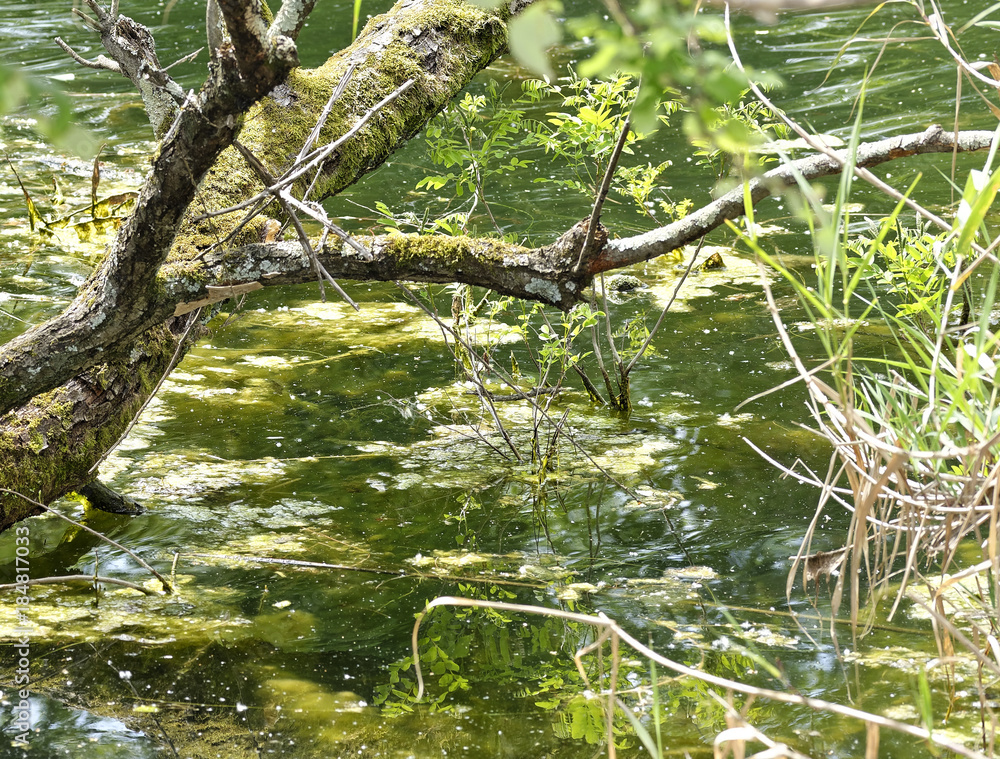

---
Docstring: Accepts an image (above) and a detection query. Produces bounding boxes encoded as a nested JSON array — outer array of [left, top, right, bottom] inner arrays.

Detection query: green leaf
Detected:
[[954, 165, 1000, 256], [8, 162, 45, 233], [569, 701, 588, 739], [916, 668, 934, 734], [577, 106, 602, 126], [416, 176, 450, 191], [508, 4, 561, 80], [0, 65, 96, 156]]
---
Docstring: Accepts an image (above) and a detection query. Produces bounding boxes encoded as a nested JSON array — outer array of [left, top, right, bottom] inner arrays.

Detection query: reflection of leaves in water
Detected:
[[554, 693, 625, 746], [374, 575, 761, 751], [8, 157, 138, 257]]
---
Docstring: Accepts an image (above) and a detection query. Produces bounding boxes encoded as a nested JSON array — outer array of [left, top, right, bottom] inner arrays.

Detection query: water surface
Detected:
[[0, 0, 995, 756]]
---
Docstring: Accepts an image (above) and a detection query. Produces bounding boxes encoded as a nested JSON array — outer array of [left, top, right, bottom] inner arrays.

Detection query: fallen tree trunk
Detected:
[[0, 0, 994, 531], [0, 324, 177, 531], [0, 0, 513, 528], [0, 0, 512, 415]]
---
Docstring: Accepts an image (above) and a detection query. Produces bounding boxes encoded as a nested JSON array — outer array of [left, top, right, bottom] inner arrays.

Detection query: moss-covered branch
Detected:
[[2, 0, 991, 534], [168, 222, 592, 313], [0, 325, 178, 531], [0, 0, 515, 528], [165, 128, 996, 314]]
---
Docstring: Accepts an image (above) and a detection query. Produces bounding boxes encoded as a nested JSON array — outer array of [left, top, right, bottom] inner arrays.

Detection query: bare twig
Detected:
[[232, 140, 360, 308], [707, 692, 816, 759], [706, 0, 880, 20], [579, 116, 631, 271], [394, 284, 707, 578], [90, 309, 203, 474], [54, 37, 121, 73], [624, 236, 706, 376], [105, 657, 180, 758], [185, 552, 546, 589], [299, 62, 358, 197], [396, 284, 523, 461]]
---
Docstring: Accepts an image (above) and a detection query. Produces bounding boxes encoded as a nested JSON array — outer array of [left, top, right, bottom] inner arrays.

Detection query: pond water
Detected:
[[0, 0, 997, 757]]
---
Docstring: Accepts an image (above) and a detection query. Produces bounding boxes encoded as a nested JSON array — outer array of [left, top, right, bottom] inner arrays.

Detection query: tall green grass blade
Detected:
[[352, 0, 363, 41], [957, 2, 1000, 33], [954, 166, 1000, 258], [916, 667, 934, 735], [650, 657, 663, 756], [831, 81, 867, 312], [617, 697, 660, 758]]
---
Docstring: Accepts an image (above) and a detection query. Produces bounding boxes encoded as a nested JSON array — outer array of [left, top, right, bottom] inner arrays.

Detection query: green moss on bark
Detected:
[[0, 326, 175, 530], [385, 233, 516, 268], [168, 0, 507, 264]]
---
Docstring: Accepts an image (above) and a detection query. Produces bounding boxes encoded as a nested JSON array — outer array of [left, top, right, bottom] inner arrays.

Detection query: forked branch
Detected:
[[59, 0, 186, 135]]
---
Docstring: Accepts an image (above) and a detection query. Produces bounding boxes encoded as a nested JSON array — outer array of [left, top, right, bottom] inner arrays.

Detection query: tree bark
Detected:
[[168, 126, 996, 308], [0, 0, 296, 416], [0, 0, 514, 417], [0, 323, 178, 532]]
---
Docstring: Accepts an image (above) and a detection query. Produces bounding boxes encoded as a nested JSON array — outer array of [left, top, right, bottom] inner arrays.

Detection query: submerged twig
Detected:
[[185, 552, 547, 589], [624, 236, 706, 376], [105, 656, 180, 758], [0, 489, 173, 594], [0, 574, 157, 595], [395, 283, 523, 462]]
